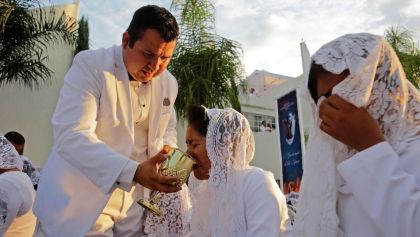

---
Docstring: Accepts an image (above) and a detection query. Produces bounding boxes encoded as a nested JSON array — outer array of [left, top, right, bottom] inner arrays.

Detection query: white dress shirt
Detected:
[[116, 80, 153, 191]]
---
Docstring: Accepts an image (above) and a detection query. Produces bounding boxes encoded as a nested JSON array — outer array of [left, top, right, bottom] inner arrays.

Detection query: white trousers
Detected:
[[86, 185, 144, 237]]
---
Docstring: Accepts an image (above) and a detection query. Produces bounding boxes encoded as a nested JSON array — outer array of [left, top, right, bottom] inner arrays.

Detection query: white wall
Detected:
[[252, 131, 282, 180], [0, 3, 79, 166]]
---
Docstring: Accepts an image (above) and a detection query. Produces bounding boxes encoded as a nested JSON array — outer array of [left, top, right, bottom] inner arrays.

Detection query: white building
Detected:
[[243, 42, 312, 182], [0, 1, 79, 166]]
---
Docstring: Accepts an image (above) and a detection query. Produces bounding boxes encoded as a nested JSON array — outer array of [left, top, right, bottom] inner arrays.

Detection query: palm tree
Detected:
[[0, 0, 77, 89], [384, 26, 420, 88], [169, 0, 245, 118]]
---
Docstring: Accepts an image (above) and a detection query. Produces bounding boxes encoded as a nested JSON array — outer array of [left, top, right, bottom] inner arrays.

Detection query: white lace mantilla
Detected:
[[143, 184, 192, 237], [0, 189, 9, 229], [294, 33, 420, 237], [0, 134, 23, 171], [189, 108, 256, 237]]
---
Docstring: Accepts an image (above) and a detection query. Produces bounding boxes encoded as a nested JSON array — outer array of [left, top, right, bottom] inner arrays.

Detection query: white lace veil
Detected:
[[188, 107, 256, 237], [0, 133, 23, 171], [143, 184, 192, 237], [293, 33, 420, 237]]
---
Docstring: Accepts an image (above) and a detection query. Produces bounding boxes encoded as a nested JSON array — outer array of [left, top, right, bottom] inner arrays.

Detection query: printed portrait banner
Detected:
[[277, 90, 303, 223]]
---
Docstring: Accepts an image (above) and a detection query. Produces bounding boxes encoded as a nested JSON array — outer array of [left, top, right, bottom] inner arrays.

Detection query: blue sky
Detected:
[[44, 0, 420, 77]]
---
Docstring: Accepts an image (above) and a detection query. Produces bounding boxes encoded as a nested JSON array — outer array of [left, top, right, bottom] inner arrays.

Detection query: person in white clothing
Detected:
[[260, 120, 272, 132], [0, 134, 36, 237], [33, 5, 183, 237], [293, 33, 420, 237], [185, 105, 290, 237], [5, 131, 42, 190]]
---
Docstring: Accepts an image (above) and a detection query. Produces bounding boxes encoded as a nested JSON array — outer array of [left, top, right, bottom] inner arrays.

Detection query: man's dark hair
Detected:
[[187, 105, 210, 137], [126, 5, 179, 48], [4, 131, 25, 145]]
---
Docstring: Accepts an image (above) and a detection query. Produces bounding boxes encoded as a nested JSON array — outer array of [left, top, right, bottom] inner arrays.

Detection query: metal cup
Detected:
[[138, 147, 196, 216]]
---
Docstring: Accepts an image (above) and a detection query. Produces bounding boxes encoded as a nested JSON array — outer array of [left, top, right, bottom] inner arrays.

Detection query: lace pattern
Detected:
[[0, 189, 8, 229], [0, 134, 23, 171], [21, 156, 41, 187], [294, 33, 420, 237], [144, 184, 192, 237], [189, 108, 255, 237]]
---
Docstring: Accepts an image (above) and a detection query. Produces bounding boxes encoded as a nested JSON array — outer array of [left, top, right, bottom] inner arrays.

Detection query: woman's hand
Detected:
[[318, 94, 385, 151]]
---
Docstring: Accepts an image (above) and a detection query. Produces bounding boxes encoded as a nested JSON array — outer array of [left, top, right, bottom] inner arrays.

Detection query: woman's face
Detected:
[[316, 69, 349, 99], [186, 125, 211, 180]]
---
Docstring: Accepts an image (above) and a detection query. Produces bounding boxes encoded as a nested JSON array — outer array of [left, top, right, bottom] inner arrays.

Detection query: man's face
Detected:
[[186, 125, 211, 180], [122, 28, 177, 83]]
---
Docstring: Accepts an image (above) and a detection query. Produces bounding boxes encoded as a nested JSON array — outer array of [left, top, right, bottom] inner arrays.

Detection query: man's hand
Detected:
[[133, 149, 181, 193], [318, 94, 385, 151]]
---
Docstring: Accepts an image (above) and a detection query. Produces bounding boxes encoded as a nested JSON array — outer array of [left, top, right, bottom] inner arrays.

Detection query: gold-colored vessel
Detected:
[[138, 147, 196, 216]]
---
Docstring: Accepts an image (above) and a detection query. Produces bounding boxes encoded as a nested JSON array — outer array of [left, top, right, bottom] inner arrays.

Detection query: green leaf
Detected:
[[170, 0, 246, 118]]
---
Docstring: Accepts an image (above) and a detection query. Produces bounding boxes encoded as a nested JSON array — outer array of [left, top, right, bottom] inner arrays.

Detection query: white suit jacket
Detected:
[[337, 139, 420, 237], [33, 45, 178, 237]]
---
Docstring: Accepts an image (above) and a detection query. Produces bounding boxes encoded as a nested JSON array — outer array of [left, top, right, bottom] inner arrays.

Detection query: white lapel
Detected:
[[113, 45, 134, 141]]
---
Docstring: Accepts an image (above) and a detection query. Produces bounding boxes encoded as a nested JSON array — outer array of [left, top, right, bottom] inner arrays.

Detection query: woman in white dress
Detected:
[[0, 134, 36, 237], [185, 105, 290, 237], [293, 33, 420, 237]]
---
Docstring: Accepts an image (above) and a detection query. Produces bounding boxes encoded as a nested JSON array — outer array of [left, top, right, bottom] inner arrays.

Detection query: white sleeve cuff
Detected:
[[116, 159, 139, 192]]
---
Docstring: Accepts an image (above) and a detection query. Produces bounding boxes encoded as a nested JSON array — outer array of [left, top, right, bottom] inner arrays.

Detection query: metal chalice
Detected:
[[137, 147, 196, 216]]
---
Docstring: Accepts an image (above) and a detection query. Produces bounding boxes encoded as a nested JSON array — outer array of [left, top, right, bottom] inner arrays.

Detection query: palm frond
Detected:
[[170, 0, 246, 117], [30, 7, 78, 48], [0, 0, 15, 32], [385, 25, 414, 53], [384, 25, 420, 88], [0, 0, 77, 89]]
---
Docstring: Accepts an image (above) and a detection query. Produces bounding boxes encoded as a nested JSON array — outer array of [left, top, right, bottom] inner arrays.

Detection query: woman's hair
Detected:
[[4, 131, 25, 145], [308, 62, 325, 103], [187, 105, 210, 137], [308, 62, 349, 103]]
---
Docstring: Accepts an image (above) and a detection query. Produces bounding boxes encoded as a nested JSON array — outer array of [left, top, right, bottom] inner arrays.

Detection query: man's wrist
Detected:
[[134, 163, 143, 183]]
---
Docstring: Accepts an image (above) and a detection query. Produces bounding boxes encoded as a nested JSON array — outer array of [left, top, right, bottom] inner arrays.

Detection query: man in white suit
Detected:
[[34, 5, 183, 237]]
